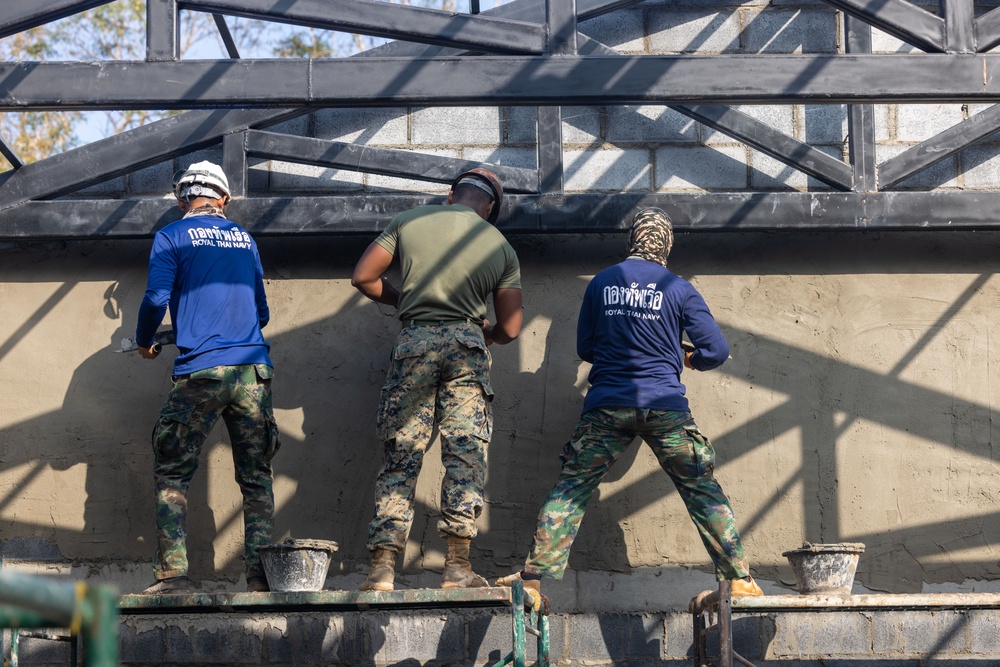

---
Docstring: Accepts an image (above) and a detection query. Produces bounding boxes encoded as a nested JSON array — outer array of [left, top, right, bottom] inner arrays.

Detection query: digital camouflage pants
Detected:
[[151, 364, 280, 581], [523, 407, 751, 580], [367, 323, 494, 553]]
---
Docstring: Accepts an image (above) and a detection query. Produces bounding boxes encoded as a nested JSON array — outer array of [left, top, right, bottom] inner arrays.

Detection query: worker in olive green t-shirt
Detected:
[[352, 168, 522, 592]]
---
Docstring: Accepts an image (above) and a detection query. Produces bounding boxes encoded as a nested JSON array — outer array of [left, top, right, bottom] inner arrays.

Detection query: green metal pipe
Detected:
[[82, 586, 118, 667], [0, 571, 80, 626], [0, 605, 61, 628]]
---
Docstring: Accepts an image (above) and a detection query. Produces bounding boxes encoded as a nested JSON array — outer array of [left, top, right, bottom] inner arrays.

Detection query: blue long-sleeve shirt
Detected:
[[577, 257, 728, 413], [136, 214, 272, 375]]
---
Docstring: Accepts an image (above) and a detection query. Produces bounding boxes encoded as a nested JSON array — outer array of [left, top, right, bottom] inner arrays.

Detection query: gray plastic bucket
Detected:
[[260, 538, 340, 592], [782, 542, 865, 595]]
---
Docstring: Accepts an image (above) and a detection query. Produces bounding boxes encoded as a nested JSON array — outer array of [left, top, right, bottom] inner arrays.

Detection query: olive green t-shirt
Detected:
[[375, 204, 521, 323]]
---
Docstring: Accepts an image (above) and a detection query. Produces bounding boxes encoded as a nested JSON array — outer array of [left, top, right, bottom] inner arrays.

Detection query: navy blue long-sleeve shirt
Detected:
[[577, 257, 728, 413], [136, 214, 272, 375]]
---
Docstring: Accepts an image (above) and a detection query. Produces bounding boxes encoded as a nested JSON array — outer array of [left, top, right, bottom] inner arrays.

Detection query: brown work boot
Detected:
[[496, 571, 542, 611], [730, 576, 764, 597], [246, 576, 270, 593], [142, 576, 192, 594], [441, 536, 489, 589], [360, 548, 396, 591]]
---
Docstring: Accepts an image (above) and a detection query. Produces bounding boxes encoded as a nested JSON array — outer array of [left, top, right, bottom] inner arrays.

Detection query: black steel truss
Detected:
[[3, 0, 1000, 237]]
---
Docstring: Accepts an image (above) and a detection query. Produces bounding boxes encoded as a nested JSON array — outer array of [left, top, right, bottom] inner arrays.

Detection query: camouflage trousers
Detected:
[[523, 407, 750, 580], [367, 322, 494, 553], [151, 364, 280, 580]]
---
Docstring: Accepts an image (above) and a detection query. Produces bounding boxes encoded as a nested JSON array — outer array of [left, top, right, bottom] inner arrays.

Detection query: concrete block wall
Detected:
[[9, 607, 1000, 666]]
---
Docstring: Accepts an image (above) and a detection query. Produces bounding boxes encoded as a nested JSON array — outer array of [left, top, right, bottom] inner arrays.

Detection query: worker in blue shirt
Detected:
[[498, 208, 762, 604], [135, 161, 280, 594]]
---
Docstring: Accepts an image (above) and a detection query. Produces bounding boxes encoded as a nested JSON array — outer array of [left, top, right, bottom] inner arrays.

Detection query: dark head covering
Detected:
[[626, 208, 673, 267]]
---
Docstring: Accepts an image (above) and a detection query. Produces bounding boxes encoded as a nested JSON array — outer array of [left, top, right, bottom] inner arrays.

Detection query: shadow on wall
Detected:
[[1, 232, 1000, 595]]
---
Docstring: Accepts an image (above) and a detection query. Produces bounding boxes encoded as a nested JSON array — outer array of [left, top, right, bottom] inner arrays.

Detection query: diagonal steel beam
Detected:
[[818, 0, 945, 52], [580, 35, 854, 190], [179, 0, 546, 55], [5, 55, 1000, 109], [974, 6, 1000, 53], [0, 0, 115, 39], [878, 105, 1000, 189], [245, 130, 539, 193], [0, 134, 22, 169], [0, 109, 306, 211], [674, 105, 854, 190]]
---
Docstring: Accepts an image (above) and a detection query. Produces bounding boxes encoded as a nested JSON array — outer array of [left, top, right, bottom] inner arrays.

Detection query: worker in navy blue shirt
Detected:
[[498, 208, 763, 604], [135, 161, 280, 595]]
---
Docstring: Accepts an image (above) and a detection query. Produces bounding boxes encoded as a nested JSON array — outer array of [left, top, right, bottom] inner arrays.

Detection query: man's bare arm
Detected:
[[484, 288, 522, 345], [351, 242, 399, 307]]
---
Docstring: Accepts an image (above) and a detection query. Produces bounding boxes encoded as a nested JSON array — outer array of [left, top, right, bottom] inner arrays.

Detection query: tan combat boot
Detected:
[[360, 548, 396, 591], [441, 536, 489, 589]]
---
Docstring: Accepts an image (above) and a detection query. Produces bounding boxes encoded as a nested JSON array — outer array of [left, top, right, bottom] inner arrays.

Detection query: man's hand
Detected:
[[684, 351, 695, 369], [138, 344, 161, 360], [482, 319, 495, 346]]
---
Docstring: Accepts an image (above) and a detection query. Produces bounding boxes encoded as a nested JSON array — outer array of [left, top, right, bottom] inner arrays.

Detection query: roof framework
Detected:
[[2, 0, 1000, 237]]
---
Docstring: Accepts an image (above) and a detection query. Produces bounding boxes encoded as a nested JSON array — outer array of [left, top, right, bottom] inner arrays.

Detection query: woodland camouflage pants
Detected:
[[523, 407, 750, 580], [151, 364, 280, 580], [367, 322, 494, 553]]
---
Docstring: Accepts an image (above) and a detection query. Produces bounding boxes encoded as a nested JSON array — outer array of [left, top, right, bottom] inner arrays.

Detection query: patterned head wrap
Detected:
[[626, 207, 673, 267]]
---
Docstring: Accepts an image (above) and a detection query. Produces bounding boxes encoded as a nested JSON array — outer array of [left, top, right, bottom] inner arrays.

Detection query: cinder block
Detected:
[[648, 10, 741, 54], [744, 9, 839, 53], [664, 611, 696, 659], [967, 609, 1000, 654], [579, 10, 646, 53], [262, 614, 347, 664], [564, 148, 651, 191], [877, 144, 958, 189], [463, 147, 537, 170], [119, 624, 166, 663], [895, 103, 965, 143], [470, 608, 564, 664], [79, 176, 126, 196], [373, 610, 465, 663], [606, 106, 698, 144], [872, 610, 968, 655], [506, 107, 537, 144], [651, 0, 766, 9], [265, 114, 311, 138], [874, 104, 893, 143], [11, 634, 73, 663], [314, 108, 409, 146], [871, 25, 920, 54], [655, 145, 748, 190], [162, 623, 197, 662], [960, 144, 1000, 188], [566, 613, 664, 660], [411, 107, 501, 146], [749, 145, 843, 191], [803, 105, 848, 144], [768, 610, 872, 657], [127, 159, 175, 195], [190, 624, 264, 663], [562, 106, 603, 144], [704, 105, 795, 145], [266, 160, 364, 193]]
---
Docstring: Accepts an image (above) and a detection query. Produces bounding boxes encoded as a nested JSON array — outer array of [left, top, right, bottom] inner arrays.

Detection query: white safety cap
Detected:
[[173, 161, 231, 202]]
